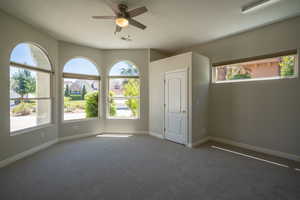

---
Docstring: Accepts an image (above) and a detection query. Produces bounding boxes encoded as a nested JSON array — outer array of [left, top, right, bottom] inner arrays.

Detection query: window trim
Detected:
[[10, 61, 53, 74], [62, 57, 101, 122], [212, 49, 297, 67], [212, 49, 298, 84], [107, 63, 141, 120], [9, 44, 54, 135], [10, 123, 55, 137], [62, 72, 100, 80]]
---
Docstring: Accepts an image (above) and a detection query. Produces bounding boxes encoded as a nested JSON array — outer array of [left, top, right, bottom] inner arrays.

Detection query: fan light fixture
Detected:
[[92, 1, 148, 34], [115, 17, 129, 27]]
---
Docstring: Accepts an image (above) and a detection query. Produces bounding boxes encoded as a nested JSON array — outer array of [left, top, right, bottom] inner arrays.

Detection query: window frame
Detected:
[[211, 49, 299, 84], [107, 62, 141, 120], [9, 43, 54, 135], [62, 58, 101, 123]]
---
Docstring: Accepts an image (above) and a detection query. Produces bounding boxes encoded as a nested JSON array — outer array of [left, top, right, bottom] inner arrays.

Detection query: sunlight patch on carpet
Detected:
[[96, 134, 132, 138]]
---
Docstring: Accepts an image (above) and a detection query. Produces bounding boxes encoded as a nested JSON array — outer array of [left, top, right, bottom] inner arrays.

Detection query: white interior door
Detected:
[[164, 69, 188, 145]]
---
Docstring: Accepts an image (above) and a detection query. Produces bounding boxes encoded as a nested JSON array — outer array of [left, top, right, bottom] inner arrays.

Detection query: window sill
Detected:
[[10, 123, 55, 136], [62, 117, 99, 124], [212, 75, 298, 84], [107, 117, 140, 120]]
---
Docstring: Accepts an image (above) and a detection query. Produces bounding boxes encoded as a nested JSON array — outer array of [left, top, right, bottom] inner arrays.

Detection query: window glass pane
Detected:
[[109, 61, 139, 76], [109, 78, 140, 97], [109, 98, 139, 118], [10, 99, 51, 132], [10, 66, 50, 98], [10, 43, 51, 70], [64, 78, 99, 121], [214, 55, 297, 82], [63, 58, 99, 76]]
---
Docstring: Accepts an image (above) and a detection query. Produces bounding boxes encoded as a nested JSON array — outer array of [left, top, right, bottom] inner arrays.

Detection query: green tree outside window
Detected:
[[280, 56, 295, 77], [123, 79, 140, 117], [11, 69, 36, 98]]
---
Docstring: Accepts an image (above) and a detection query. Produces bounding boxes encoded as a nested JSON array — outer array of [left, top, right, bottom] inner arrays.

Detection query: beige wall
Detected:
[[1, 7, 299, 162], [0, 10, 150, 162], [180, 16, 300, 155], [191, 53, 210, 143], [149, 53, 192, 137], [149, 52, 210, 145], [57, 44, 150, 136], [58, 41, 105, 138], [58, 44, 150, 137], [103, 49, 149, 133], [0, 10, 59, 161]]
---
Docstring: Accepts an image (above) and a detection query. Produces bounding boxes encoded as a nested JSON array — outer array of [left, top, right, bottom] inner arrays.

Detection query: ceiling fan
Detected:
[[92, 0, 148, 34]]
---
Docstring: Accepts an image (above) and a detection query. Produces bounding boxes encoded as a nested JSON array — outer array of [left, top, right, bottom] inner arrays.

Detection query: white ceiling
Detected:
[[1, 0, 300, 52]]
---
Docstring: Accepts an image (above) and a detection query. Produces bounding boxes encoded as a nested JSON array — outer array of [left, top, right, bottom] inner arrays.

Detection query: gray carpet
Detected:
[[0, 135, 299, 200]]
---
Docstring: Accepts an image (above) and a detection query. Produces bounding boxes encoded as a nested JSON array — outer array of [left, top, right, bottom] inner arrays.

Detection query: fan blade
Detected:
[[92, 16, 116, 19], [128, 6, 148, 17], [115, 25, 122, 34], [104, 0, 120, 14], [129, 19, 146, 30]]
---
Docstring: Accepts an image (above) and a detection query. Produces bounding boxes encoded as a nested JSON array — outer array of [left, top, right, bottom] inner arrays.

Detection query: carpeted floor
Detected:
[[0, 135, 299, 200]]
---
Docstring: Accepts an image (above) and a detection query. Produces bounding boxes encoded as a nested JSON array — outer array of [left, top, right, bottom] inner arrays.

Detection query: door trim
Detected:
[[163, 68, 190, 145]]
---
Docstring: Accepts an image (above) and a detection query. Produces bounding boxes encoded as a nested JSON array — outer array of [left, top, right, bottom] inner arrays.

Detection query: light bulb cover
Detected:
[[115, 18, 129, 27]]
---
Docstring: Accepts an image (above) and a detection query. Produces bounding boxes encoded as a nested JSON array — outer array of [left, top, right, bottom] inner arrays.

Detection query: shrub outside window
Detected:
[[63, 58, 100, 121], [10, 43, 53, 133], [212, 50, 298, 83], [108, 61, 140, 119]]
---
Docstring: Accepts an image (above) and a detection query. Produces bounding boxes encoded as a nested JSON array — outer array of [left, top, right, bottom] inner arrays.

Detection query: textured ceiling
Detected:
[[0, 0, 300, 52]]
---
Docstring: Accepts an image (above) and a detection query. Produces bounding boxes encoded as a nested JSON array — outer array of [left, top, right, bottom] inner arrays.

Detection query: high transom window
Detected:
[[108, 61, 140, 119], [63, 58, 100, 121], [10, 43, 53, 134], [212, 50, 298, 83]]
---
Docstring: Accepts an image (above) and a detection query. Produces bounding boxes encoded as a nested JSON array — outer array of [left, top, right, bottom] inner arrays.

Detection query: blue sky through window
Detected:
[[10, 43, 36, 66], [63, 58, 99, 76], [109, 61, 139, 76], [10, 43, 51, 70]]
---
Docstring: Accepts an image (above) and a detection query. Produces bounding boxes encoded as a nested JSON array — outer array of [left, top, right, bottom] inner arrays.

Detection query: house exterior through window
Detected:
[[63, 58, 100, 121], [212, 50, 298, 83]]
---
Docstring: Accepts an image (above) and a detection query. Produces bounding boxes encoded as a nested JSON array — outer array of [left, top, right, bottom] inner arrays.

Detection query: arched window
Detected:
[[108, 61, 140, 119], [63, 58, 100, 121], [10, 43, 53, 133]]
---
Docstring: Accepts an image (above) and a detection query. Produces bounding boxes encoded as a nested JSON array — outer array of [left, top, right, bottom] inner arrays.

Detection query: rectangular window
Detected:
[[10, 66, 52, 133], [63, 78, 99, 121], [212, 50, 298, 83], [108, 78, 140, 119]]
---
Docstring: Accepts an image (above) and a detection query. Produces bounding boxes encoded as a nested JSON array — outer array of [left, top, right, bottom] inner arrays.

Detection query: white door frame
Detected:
[[163, 68, 190, 146]]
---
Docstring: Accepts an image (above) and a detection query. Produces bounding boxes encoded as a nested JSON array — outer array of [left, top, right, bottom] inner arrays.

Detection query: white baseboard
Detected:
[[209, 136, 300, 162], [103, 130, 149, 135], [0, 130, 148, 168], [0, 132, 102, 168], [58, 132, 102, 143], [2, 132, 297, 169], [0, 139, 58, 168], [187, 136, 210, 148], [149, 132, 164, 139]]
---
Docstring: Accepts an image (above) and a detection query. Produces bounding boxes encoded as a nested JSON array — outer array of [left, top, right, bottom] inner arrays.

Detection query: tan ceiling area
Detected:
[[0, 0, 300, 52]]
